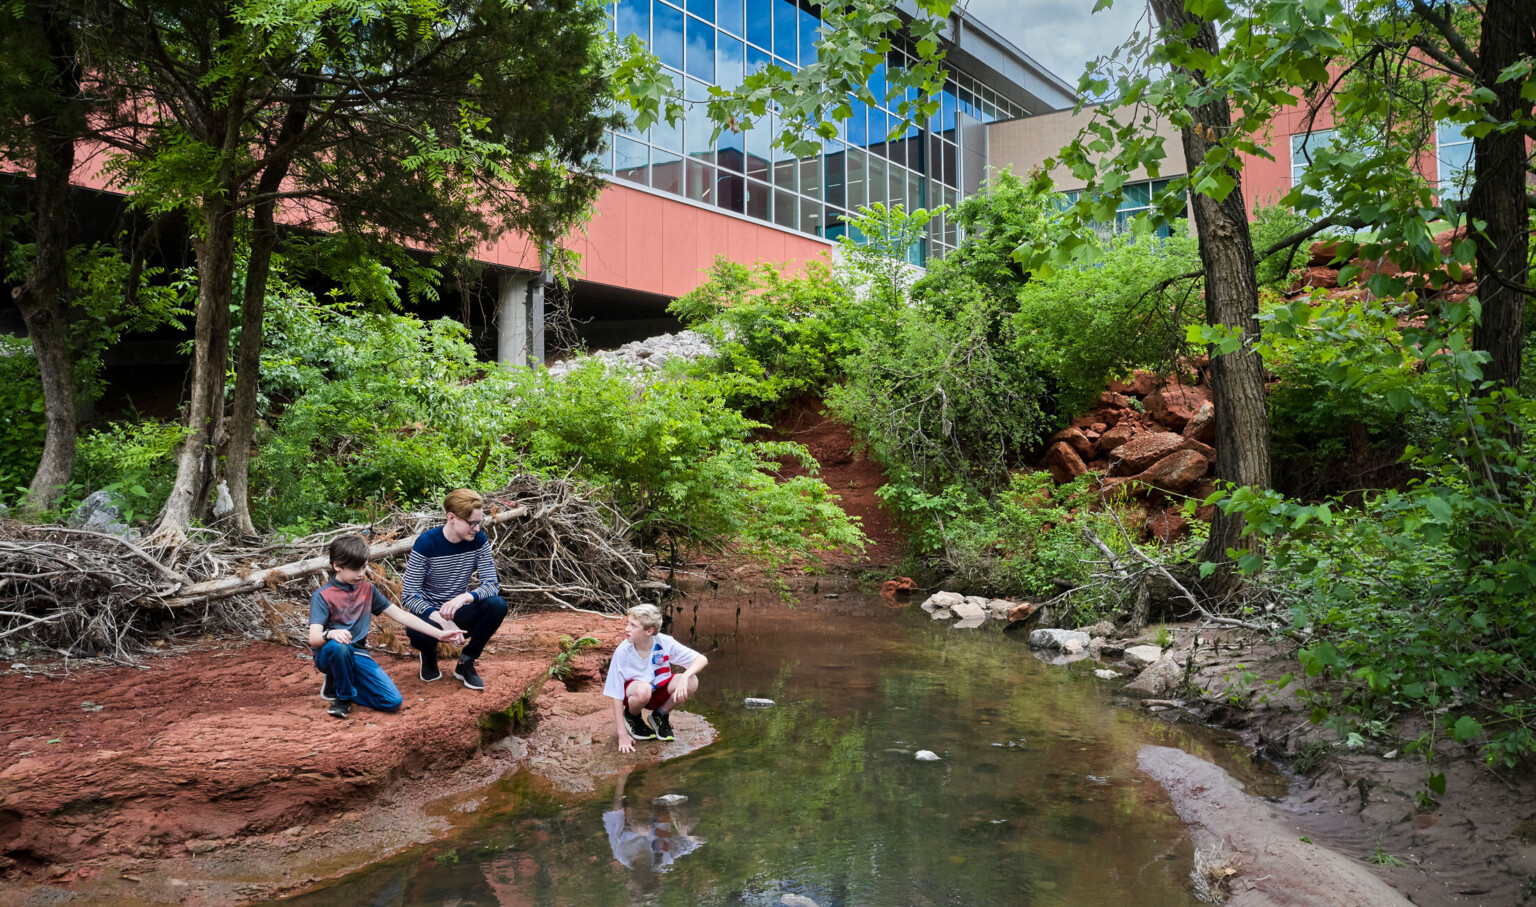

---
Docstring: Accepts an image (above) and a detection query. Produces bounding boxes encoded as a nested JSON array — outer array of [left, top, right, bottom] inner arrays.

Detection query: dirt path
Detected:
[[0, 611, 716, 904]]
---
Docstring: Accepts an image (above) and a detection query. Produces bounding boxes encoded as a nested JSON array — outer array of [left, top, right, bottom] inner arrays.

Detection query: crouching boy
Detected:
[[605, 604, 707, 752], [311, 535, 465, 719]]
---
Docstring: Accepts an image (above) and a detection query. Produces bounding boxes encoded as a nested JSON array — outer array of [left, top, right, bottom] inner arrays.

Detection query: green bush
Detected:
[[72, 419, 187, 521], [0, 338, 46, 501], [669, 256, 885, 410]]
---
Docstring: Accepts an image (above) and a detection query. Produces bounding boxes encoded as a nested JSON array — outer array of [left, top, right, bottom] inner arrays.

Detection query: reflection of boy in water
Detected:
[[604, 769, 705, 873]]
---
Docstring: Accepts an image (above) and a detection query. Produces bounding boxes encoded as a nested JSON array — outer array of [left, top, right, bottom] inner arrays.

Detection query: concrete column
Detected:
[[528, 267, 548, 366], [497, 271, 533, 368]]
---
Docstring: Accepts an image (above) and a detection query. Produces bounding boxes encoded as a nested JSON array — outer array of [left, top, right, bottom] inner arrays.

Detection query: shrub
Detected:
[[72, 420, 188, 521], [669, 256, 884, 410], [0, 338, 46, 501]]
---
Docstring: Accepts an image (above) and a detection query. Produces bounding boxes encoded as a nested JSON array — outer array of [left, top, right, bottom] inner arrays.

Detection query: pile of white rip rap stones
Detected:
[[920, 591, 1186, 700], [544, 331, 715, 380]]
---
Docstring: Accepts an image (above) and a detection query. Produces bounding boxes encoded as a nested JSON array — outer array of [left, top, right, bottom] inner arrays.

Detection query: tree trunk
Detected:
[[1466, 0, 1534, 394], [224, 79, 312, 536], [15, 0, 82, 512], [148, 196, 235, 545], [1149, 0, 1272, 585]]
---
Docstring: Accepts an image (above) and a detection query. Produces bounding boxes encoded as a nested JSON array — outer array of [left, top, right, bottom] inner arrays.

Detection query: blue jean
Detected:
[[406, 595, 508, 662], [315, 641, 403, 711]]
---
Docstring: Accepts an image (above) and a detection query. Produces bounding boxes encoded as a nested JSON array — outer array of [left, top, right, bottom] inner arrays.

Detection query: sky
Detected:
[[959, 0, 1149, 90]]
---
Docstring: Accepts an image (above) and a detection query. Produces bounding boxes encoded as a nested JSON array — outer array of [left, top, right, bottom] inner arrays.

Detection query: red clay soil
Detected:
[[0, 611, 624, 881], [765, 394, 907, 569]]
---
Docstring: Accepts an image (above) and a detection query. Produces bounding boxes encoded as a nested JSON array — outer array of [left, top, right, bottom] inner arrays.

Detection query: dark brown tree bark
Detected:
[[13, 0, 82, 512], [1465, 0, 1534, 394], [1149, 0, 1272, 582]]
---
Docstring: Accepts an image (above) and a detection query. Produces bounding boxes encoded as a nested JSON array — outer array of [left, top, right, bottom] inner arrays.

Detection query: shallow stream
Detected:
[[279, 586, 1285, 905]]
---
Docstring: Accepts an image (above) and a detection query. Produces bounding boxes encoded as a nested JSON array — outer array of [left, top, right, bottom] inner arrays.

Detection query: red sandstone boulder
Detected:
[[1149, 509, 1189, 543], [1109, 431, 1185, 475], [1007, 602, 1036, 622], [1051, 427, 1096, 462], [1090, 422, 1107, 434], [1097, 423, 1139, 454], [1145, 382, 1212, 432], [1134, 449, 1209, 493], [1097, 390, 1132, 409], [1180, 437, 1217, 463], [1182, 401, 1215, 444], [1041, 441, 1088, 483]]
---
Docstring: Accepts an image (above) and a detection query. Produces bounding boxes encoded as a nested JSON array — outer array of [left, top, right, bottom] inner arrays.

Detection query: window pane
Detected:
[[1436, 122, 1470, 146], [773, 189, 796, 229], [847, 99, 868, 148], [800, 200, 821, 237], [888, 165, 905, 210], [687, 0, 712, 22], [1439, 143, 1474, 199], [719, 36, 745, 87], [868, 155, 886, 207], [614, 136, 649, 184], [773, 157, 797, 191], [717, 172, 744, 211], [686, 159, 714, 203], [800, 153, 821, 200], [653, 148, 683, 194], [747, 44, 771, 75], [718, 0, 742, 35], [1121, 181, 1150, 208], [869, 109, 888, 155], [746, 179, 770, 220], [908, 170, 922, 210], [942, 141, 956, 186], [685, 77, 713, 158], [746, 0, 770, 49], [798, 5, 818, 67], [685, 17, 715, 82], [1290, 128, 1336, 183], [618, 0, 648, 42], [773, 0, 796, 64], [845, 148, 866, 212], [868, 62, 886, 108], [653, 77, 683, 152], [888, 130, 905, 168], [745, 116, 771, 179], [718, 124, 745, 172], [825, 146, 845, 210], [653, 3, 684, 70]]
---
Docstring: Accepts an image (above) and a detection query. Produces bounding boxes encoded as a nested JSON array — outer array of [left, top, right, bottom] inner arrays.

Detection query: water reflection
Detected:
[[606, 770, 706, 874]]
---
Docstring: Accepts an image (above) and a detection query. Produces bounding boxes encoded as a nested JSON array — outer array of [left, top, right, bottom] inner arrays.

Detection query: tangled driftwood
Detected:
[[0, 476, 659, 659]]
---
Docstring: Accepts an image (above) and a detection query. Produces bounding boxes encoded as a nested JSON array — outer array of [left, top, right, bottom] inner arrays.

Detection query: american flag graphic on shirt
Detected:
[[650, 644, 671, 687]]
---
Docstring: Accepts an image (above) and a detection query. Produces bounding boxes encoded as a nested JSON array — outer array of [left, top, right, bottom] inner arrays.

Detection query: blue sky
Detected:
[[963, 0, 1146, 89]]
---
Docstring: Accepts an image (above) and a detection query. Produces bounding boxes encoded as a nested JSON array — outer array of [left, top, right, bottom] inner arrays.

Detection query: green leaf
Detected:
[[1451, 716, 1482, 742], [1426, 773, 1446, 796]]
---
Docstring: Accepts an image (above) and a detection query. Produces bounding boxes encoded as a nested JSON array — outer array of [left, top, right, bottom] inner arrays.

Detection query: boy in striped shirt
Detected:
[[400, 488, 509, 690]]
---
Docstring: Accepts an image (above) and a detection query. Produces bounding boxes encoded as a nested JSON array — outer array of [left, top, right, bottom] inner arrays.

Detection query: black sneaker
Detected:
[[320, 673, 337, 701], [328, 699, 352, 719], [419, 648, 442, 683], [623, 708, 656, 741], [454, 658, 485, 691], [652, 711, 675, 741]]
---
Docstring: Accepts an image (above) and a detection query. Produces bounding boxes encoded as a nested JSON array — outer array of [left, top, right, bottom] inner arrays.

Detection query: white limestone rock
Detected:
[[1124, 645, 1165, 670], [1028, 628, 1091, 650]]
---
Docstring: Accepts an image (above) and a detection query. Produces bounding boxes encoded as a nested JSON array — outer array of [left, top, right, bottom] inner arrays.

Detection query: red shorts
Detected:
[[645, 676, 673, 710]]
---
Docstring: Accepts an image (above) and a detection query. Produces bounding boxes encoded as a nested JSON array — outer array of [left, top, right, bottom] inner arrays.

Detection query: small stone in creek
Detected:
[[1094, 669, 1119, 680], [744, 698, 776, 708], [652, 794, 688, 806], [915, 750, 941, 762]]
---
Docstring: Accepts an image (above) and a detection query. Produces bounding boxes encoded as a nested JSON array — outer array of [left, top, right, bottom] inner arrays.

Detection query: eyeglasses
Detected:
[[456, 515, 484, 529]]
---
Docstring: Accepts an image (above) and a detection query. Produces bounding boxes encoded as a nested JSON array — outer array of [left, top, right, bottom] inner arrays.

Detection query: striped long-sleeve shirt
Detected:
[[399, 527, 500, 617]]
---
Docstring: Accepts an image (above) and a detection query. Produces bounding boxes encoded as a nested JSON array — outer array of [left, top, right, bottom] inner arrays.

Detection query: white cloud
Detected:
[[960, 0, 1148, 92]]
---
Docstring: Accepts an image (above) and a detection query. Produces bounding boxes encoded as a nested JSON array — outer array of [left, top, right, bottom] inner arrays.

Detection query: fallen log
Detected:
[[158, 504, 528, 608]]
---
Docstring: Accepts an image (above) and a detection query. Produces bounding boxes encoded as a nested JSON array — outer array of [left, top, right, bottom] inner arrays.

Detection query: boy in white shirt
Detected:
[[605, 604, 707, 751]]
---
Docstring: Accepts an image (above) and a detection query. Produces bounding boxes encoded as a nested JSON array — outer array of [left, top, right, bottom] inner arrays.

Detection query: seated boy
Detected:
[[311, 535, 466, 719], [605, 604, 708, 751]]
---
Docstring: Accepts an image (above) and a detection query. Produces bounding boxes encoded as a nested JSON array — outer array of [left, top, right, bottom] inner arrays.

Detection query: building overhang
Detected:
[[894, 0, 1078, 115]]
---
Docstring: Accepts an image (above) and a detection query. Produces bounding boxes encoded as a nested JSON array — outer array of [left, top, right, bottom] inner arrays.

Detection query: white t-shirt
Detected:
[[604, 633, 701, 701]]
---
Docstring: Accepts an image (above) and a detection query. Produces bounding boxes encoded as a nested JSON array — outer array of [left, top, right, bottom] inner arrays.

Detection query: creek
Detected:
[[275, 584, 1286, 905]]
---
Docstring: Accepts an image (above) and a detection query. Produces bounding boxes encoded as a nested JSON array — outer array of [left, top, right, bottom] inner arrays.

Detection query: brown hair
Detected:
[[328, 534, 370, 571], [444, 488, 484, 521]]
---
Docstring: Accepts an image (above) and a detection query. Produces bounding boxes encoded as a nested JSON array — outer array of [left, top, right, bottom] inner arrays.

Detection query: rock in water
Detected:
[[952, 618, 985, 630], [1028, 628, 1091, 650], [1094, 669, 1119, 680], [652, 794, 688, 806], [1125, 655, 1185, 698], [1123, 645, 1164, 669], [744, 698, 776, 709], [914, 750, 941, 762], [952, 599, 987, 621], [781, 895, 820, 907], [921, 591, 964, 613]]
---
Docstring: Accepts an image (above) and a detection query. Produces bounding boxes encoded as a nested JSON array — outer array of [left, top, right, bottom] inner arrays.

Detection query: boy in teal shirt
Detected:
[[310, 535, 465, 719]]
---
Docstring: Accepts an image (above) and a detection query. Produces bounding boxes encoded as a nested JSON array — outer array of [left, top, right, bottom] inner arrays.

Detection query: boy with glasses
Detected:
[[400, 488, 509, 690]]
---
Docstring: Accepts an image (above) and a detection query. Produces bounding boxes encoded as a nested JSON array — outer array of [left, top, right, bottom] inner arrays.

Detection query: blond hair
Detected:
[[444, 488, 484, 521], [627, 603, 663, 632]]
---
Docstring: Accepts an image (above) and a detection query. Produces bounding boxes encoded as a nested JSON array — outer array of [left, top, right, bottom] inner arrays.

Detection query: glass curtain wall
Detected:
[[600, 0, 1024, 262]]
